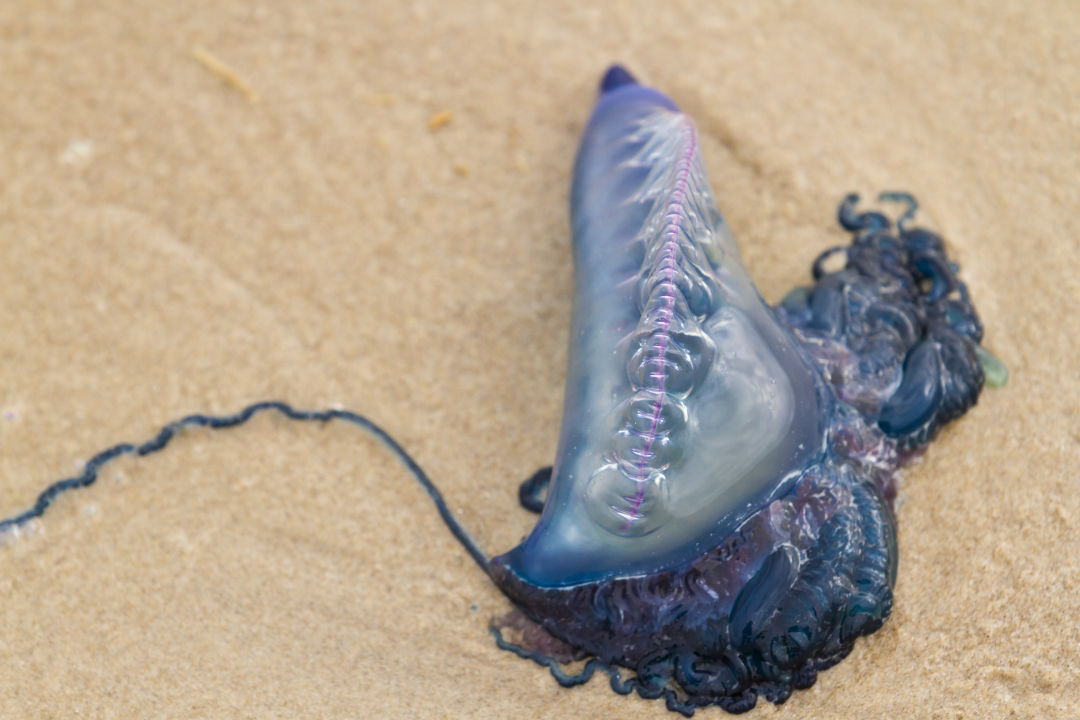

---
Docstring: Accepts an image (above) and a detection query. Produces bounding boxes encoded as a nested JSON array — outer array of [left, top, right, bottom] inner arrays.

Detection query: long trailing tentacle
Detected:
[[0, 401, 492, 578]]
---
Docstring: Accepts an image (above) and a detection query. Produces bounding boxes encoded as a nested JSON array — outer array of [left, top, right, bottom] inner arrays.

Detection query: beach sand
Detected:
[[1, 1, 1077, 717]]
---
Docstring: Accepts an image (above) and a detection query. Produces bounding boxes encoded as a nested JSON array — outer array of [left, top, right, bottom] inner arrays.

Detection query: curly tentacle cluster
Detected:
[[779, 193, 986, 449]]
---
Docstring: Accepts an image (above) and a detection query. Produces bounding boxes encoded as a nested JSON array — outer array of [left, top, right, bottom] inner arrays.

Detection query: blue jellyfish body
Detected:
[[489, 66, 988, 715]]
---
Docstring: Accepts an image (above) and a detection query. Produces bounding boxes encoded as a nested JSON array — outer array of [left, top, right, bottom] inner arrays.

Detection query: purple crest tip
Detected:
[[600, 64, 637, 93]]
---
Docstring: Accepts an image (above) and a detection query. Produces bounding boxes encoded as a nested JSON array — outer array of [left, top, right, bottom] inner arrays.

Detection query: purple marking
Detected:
[[624, 117, 698, 527]]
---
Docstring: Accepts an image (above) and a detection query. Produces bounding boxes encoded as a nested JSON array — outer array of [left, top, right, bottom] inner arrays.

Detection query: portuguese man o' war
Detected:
[[0, 66, 1004, 715], [488, 66, 1001, 714]]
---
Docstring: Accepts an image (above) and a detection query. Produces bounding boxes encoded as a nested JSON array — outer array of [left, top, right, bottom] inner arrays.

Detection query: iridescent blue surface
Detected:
[[501, 69, 824, 587]]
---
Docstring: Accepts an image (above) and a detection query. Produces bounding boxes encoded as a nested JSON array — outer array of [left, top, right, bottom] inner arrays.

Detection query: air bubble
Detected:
[[624, 390, 687, 436], [584, 464, 670, 537], [612, 425, 683, 473], [628, 333, 696, 394], [627, 327, 715, 396], [638, 259, 719, 318]]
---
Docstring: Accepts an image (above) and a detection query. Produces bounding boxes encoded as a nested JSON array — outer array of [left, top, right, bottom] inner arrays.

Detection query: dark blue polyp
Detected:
[[600, 64, 637, 92]]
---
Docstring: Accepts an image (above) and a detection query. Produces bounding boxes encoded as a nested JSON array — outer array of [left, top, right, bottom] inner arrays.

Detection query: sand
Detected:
[[1, 1, 1077, 717]]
